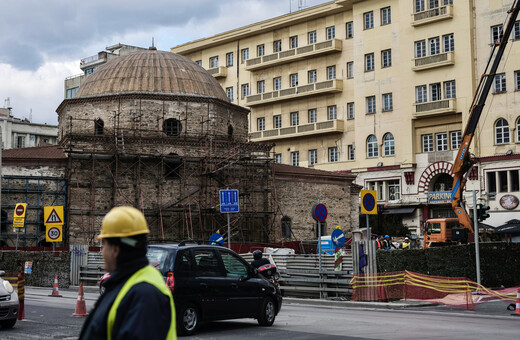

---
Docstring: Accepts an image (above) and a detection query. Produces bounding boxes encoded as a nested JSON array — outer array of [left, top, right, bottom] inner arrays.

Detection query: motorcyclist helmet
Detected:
[[253, 249, 263, 260]]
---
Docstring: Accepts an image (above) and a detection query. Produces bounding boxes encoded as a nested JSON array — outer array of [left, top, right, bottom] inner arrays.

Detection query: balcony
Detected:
[[412, 52, 454, 71], [249, 119, 344, 142], [207, 66, 227, 79], [245, 39, 342, 71], [411, 5, 453, 26], [413, 98, 457, 118], [246, 79, 343, 107]]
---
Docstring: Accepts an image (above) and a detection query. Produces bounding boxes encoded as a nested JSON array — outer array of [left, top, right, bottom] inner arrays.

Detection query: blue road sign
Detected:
[[219, 189, 239, 213], [209, 233, 225, 246], [331, 228, 345, 248]]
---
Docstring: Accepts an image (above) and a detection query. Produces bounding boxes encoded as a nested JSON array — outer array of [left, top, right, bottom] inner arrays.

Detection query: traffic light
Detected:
[[477, 203, 491, 222]]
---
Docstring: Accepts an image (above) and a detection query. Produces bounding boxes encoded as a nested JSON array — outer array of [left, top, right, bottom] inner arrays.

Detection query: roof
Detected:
[[2, 145, 67, 166], [494, 219, 520, 234], [271, 163, 357, 184], [74, 48, 229, 102]]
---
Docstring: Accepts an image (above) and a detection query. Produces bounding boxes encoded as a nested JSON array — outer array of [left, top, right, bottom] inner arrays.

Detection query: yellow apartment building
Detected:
[[172, 0, 520, 234]]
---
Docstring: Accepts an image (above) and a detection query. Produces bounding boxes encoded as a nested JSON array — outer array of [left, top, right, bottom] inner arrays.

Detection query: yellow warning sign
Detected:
[[13, 203, 27, 228], [46, 225, 63, 242], [44, 206, 64, 225]]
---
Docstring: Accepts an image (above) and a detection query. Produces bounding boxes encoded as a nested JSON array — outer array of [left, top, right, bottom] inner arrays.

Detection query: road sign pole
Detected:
[[227, 213, 231, 249], [366, 214, 370, 274]]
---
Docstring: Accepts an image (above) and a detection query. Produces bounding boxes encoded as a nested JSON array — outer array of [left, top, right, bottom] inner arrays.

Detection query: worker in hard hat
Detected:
[[79, 206, 176, 340]]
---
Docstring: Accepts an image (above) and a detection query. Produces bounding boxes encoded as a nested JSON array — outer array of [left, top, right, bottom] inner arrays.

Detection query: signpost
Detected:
[[311, 201, 327, 298], [13, 203, 27, 250], [360, 190, 377, 274], [219, 189, 239, 249], [209, 232, 224, 246], [331, 226, 345, 271], [44, 206, 64, 248]]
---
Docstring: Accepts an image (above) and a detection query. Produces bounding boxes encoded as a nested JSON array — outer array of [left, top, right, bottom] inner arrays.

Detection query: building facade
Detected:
[[171, 0, 520, 234], [0, 108, 58, 149]]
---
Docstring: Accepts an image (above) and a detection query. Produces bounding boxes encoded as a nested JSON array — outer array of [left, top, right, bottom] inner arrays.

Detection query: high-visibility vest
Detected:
[[107, 265, 176, 340]]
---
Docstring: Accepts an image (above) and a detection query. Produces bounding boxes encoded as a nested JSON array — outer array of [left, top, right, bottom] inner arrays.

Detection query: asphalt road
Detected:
[[0, 287, 518, 339]]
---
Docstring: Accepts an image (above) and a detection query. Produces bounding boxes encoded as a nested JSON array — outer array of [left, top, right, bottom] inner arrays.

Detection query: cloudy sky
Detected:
[[0, 0, 330, 125]]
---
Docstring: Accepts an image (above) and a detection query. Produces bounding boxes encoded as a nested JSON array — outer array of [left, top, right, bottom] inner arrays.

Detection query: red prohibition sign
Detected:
[[15, 205, 25, 216], [313, 203, 328, 222], [363, 193, 376, 212]]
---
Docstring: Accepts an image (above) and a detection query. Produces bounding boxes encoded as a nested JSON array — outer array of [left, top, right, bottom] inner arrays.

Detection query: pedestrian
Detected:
[[79, 206, 176, 340], [402, 237, 411, 250], [383, 235, 397, 250], [376, 235, 384, 250]]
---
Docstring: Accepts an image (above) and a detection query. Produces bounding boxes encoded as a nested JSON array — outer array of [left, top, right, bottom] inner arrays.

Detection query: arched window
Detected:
[[163, 118, 182, 136], [281, 216, 292, 238], [495, 118, 510, 144], [94, 119, 104, 135], [228, 124, 234, 140], [367, 135, 379, 158], [383, 133, 395, 156]]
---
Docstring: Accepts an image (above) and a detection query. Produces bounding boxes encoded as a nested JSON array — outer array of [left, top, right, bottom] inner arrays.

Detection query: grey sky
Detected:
[[0, 0, 330, 125]]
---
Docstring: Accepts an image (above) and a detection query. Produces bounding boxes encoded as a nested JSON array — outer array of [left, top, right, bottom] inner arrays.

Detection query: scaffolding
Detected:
[[61, 96, 275, 246]]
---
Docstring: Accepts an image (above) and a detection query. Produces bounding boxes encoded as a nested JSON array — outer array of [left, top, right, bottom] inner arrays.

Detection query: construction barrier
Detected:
[[4, 271, 25, 320], [351, 270, 519, 310]]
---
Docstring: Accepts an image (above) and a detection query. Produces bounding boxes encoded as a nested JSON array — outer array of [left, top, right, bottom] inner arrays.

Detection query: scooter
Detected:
[[257, 263, 280, 288]]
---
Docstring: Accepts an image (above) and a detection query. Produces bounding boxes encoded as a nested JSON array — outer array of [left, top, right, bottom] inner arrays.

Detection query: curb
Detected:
[[283, 297, 433, 309]]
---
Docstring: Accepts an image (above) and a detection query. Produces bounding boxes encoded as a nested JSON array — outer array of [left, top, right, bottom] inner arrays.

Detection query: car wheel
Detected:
[[177, 303, 199, 336], [257, 297, 276, 326], [0, 318, 17, 329]]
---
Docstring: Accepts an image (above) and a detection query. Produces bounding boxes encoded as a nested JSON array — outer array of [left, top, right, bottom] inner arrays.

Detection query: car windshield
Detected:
[[147, 248, 169, 271]]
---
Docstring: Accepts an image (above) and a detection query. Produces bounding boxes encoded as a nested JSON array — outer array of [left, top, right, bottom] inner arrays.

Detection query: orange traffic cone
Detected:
[[512, 289, 520, 316], [49, 275, 62, 297], [72, 284, 88, 317]]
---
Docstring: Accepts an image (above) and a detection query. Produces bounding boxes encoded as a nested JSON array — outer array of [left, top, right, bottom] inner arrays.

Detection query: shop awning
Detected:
[[382, 206, 417, 215]]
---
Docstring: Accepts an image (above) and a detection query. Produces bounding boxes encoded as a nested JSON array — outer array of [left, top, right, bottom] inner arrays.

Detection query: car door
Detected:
[[218, 249, 262, 318], [192, 248, 230, 319]]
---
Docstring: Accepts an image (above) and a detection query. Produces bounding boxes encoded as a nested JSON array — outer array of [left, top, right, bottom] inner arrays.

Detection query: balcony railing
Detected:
[[207, 66, 227, 78], [412, 52, 454, 71], [411, 5, 453, 26], [246, 79, 343, 106], [413, 98, 457, 118], [249, 119, 344, 142], [245, 39, 342, 71]]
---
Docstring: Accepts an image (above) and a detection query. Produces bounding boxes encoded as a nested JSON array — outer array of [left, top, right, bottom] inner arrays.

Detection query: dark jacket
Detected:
[[251, 258, 270, 269], [79, 257, 172, 340]]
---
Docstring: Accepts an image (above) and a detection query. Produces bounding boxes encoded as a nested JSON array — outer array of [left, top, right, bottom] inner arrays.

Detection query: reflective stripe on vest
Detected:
[[107, 265, 176, 340]]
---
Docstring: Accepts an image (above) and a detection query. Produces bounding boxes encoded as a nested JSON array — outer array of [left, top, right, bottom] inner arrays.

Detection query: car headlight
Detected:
[[3, 279, 14, 294]]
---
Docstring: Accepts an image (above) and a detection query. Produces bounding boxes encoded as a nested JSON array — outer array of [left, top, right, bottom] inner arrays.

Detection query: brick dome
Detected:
[[75, 48, 229, 101]]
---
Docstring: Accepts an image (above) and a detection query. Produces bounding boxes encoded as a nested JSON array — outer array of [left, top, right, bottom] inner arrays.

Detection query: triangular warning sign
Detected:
[[46, 209, 63, 224]]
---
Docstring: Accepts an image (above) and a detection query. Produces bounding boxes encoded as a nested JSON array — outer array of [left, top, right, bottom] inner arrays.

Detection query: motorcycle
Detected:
[[257, 263, 280, 288]]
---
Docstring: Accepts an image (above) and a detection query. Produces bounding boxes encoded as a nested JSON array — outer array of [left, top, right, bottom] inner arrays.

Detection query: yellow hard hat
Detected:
[[97, 206, 150, 239]]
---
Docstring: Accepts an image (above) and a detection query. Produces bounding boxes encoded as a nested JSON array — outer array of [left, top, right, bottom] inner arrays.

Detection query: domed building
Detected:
[[57, 47, 274, 245], [56, 47, 360, 247]]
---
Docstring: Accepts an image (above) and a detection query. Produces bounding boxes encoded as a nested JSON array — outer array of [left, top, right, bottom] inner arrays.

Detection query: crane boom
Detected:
[[451, 0, 520, 233]]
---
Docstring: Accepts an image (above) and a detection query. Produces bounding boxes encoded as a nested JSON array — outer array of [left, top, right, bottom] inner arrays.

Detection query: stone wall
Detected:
[[376, 242, 520, 288], [274, 169, 360, 240], [0, 250, 71, 287]]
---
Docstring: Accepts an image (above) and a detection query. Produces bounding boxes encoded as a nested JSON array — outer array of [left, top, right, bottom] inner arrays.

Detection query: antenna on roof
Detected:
[[149, 37, 157, 50], [29, 108, 32, 122]]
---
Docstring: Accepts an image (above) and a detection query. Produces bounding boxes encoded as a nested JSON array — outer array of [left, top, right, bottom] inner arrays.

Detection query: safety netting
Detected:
[[351, 270, 518, 310]]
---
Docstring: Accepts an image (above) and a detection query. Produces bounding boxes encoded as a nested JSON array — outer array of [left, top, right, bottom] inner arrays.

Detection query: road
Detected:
[[0, 287, 518, 339]]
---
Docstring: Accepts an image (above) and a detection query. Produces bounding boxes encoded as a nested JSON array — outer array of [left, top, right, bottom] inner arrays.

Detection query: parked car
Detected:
[[99, 241, 282, 336], [0, 271, 19, 329]]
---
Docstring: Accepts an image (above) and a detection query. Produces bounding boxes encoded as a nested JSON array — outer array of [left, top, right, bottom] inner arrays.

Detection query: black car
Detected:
[[146, 241, 282, 336]]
